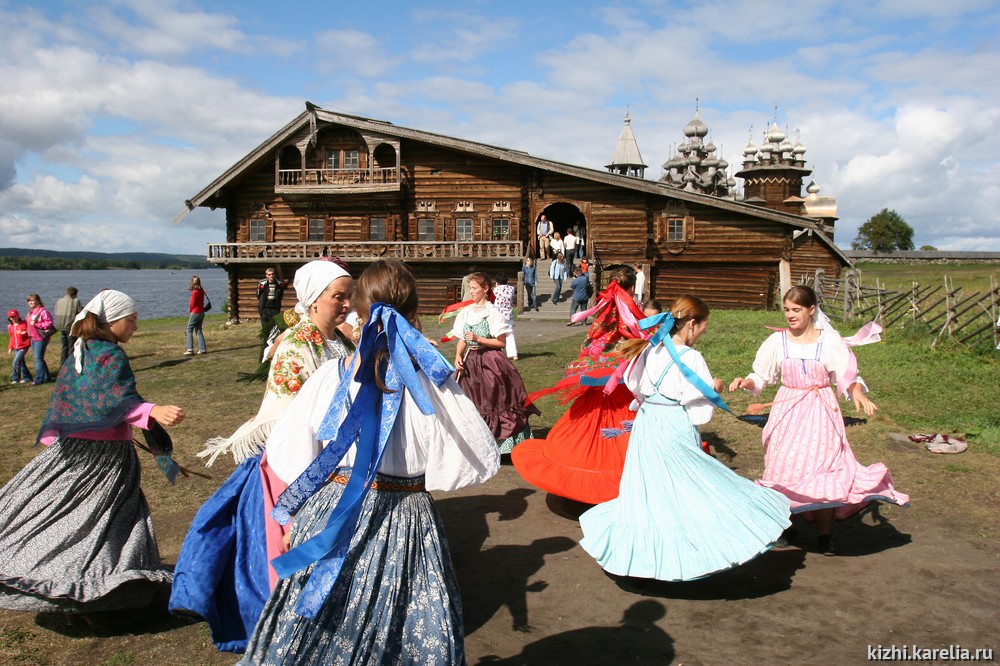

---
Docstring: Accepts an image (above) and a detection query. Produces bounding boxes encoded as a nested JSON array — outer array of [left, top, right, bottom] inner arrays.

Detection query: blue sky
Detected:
[[1, 0, 998, 254]]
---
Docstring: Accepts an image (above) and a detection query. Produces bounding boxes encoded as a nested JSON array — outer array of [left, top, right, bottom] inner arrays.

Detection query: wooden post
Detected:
[[516, 270, 524, 314]]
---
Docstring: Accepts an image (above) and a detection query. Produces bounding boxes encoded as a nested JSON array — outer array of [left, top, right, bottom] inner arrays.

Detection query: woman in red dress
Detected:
[[512, 265, 646, 504]]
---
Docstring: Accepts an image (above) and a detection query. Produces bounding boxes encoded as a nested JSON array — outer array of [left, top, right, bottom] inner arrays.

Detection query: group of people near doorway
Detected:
[[0, 253, 909, 663]]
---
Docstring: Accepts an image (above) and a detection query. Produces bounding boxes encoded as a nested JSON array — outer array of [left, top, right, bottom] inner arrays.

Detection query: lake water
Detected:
[[1, 269, 230, 320]]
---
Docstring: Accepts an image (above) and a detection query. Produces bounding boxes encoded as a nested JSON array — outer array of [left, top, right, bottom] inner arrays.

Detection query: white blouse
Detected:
[[744, 329, 863, 398], [625, 344, 716, 426], [265, 360, 500, 491], [449, 303, 511, 340]]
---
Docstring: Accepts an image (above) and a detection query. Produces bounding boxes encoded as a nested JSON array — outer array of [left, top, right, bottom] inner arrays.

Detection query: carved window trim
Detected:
[[454, 201, 475, 213], [248, 218, 267, 242]]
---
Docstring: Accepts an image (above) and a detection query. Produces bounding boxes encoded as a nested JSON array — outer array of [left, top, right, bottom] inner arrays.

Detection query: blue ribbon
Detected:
[[269, 303, 454, 618], [639, 312, 731, 413]]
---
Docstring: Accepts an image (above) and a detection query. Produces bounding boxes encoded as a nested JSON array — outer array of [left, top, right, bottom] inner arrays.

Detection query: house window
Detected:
[[667, 218, 685, 242], [325, 151, 339, 169], [344, 150, 359, 169], [456, 218, 474, 241], [417, 218, 435, 241], [492, 218, 510, 240], [369, 217, 386, 241], [308, 218, 325, 241], [249, 218, 266, 241]]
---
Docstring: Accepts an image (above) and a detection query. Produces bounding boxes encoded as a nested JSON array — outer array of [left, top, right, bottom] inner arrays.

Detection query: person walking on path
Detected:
[[568, 267, 590, 325], [536, 214, 554, 259], [54, 287, 82, 366], [185, 276, 208, 355], [549, 254, 568, 304], [522, 257, 538, 312], [25, 293, 54, 384], [257, 268, 286, 331], [563, 229, 578, 271], [7, 309, 33, 384]]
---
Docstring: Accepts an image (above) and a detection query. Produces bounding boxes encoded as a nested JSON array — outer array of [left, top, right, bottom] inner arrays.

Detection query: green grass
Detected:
[[854, 261, 1000, 295]]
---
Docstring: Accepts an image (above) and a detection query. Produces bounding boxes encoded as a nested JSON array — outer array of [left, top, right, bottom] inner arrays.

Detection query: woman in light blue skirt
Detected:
[[580, 296, 790, 581]]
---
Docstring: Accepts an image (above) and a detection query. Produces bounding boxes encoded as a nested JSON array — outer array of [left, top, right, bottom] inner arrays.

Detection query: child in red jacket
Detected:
[[7, 309, 33, 384]]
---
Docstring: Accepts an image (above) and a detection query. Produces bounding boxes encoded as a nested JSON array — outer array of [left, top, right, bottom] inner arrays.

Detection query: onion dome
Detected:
[[683, 112, 709, 138], [718, 157, 729, 169], [806, 180, 821, 194], [743, 139, 758, 157], [793, 139, 806, 155], [766, 122, 784, 143], [706, 139, 717, 153]]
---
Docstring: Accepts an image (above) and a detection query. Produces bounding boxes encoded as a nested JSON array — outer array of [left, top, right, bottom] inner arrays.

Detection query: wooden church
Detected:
[[179, 102, 850, 318]]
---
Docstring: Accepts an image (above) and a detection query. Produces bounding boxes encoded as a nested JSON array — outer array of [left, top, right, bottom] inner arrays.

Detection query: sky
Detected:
[[1, 0, 998, 255]]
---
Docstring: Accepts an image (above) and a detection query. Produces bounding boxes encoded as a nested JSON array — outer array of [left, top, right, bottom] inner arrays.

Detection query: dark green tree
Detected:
[[851, 208, 915, 252]]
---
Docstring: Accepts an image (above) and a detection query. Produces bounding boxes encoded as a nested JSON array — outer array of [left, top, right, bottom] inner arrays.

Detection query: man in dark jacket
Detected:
[[256, 268, 285, 329], [53, 286, 82, 366]]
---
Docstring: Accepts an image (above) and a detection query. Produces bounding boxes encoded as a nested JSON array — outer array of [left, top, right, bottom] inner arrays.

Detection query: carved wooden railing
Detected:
[[276, 166, 398, 188], [207, 241, 525, 263]]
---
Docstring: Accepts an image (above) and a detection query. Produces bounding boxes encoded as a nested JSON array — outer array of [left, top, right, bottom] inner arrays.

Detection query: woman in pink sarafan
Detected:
[[729, 285, 909, 556]]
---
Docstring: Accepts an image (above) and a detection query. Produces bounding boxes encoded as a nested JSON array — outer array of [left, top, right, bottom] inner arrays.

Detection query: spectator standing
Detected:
[[536, 214, 554, 259], [7, 309, 32, 384], [492, 274, 518, 360], [185, 276, 208, 356], [568, 267, 590, 325], [522, 257, 538, 312], [25, 293, 54, 385], [634, 264, 647, 305], [549, 253, 568, 304], [576, 225, 586, 259], [461, 265, 481, 302], [53, 287, 82, 367], [257, 268, 285, 331]]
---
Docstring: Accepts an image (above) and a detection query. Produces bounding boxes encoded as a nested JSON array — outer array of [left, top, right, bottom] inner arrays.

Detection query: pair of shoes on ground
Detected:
[[817, 535, 836, 556], [184, 350, 194, 355]]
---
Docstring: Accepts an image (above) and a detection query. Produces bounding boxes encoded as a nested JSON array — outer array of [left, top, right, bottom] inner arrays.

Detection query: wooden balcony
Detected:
[[275, 166, 400, 194], [207, 241, 525, 264]]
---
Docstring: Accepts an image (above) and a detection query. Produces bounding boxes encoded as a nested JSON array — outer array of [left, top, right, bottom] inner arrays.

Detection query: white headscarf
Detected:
[[73, 290, 137, 372], [293, 260, 350, 315]]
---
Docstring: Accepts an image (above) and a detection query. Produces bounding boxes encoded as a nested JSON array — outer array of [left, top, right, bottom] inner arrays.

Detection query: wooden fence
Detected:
[[802, 269, 1000, 349]]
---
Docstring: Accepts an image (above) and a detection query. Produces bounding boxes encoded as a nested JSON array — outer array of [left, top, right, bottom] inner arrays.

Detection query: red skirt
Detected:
[[511, 384, 632, 505]]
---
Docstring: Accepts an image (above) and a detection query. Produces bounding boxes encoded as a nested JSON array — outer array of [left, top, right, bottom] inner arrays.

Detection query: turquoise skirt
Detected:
[[580, 400, 790, 581]]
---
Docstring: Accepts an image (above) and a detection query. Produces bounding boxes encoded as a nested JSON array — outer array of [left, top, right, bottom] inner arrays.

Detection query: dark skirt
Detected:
[[457, 347, 538, 449], [0, 438, 172, 613], [240, 473, 466, 666]]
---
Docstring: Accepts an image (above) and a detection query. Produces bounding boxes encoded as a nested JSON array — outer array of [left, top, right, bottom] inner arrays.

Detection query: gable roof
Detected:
[[178, 103, 850, 266]]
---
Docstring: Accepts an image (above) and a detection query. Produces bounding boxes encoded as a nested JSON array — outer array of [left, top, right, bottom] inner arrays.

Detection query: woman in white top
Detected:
[[240, 259, 499, 665], [580, 295, 790, 581], [452, 272, 539, 453]]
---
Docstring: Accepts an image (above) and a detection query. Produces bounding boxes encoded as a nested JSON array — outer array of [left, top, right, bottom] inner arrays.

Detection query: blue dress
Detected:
[[169, 454, 269, 653], [579, 348, 791, 581]]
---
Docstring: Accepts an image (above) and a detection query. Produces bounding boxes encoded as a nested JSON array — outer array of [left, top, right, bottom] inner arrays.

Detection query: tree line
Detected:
[[0, 256, 210, 271]]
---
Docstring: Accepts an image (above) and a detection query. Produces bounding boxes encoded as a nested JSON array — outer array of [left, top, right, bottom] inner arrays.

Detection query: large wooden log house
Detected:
[[178, 103, 850, 318]]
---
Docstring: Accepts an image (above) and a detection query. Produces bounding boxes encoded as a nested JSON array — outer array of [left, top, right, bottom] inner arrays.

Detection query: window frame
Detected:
[[455, 217, 474, 242], [248, 218, 266, 242], [369, 217, 387, 242]]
